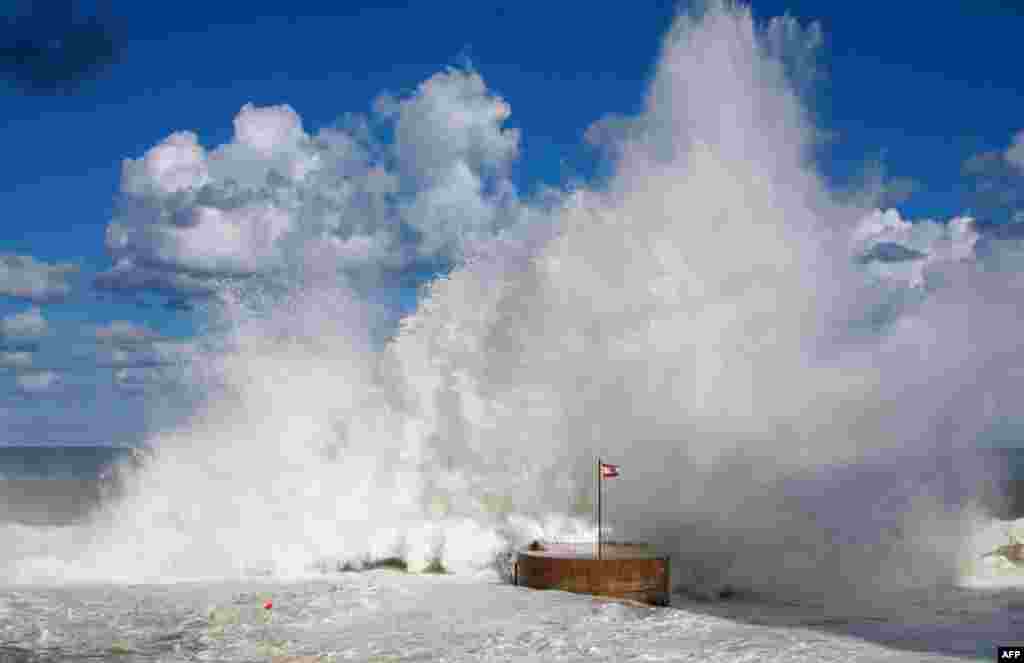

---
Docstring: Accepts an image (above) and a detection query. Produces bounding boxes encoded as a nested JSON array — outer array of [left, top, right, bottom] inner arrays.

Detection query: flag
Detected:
[[600, 462, 619, 478]]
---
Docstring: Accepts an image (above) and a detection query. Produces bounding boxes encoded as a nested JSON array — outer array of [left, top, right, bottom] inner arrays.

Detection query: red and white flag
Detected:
[[599, 462, 620, 479]]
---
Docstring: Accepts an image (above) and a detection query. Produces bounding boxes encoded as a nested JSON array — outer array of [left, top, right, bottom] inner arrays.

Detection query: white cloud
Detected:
[[16, 370, 58, 394], [98, 73, 526, 299], [388, 68, 519, 186], [233, 103, 306, 156], [151, 339, 196, 361], [95, 338, 194, 368], [0, 254, 78, 303], [0, 351, 32, 368], [94, 257, 217, 296], [76, 320, 196, 375], [962, 130, 1024, 224], [113, 366, 165, 393], [94, 320, 163, 345], [0, 306, 48, 343], [401, 161, 499, 258], [1005, 129, 1024, 171], [761, 13, 824, 96], [842, 159, 919, 209], [851, 209, 979, 287], [167, 204, 292, 275], [97, 347, 158, 368], [121, 131, 210, 196]]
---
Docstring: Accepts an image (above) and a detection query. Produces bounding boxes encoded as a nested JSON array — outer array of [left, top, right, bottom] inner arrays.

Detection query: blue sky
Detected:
[[1, 0, 1023, 446]]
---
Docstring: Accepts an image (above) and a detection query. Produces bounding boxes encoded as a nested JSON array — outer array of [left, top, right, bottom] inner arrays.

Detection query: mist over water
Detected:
[[3, 2, 1021, 608]]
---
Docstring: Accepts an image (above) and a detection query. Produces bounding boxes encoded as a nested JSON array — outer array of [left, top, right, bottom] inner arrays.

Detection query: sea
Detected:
[[0, 444, 1022, 661], [0, 445, 134, 482], [0, 445, 136, 528]]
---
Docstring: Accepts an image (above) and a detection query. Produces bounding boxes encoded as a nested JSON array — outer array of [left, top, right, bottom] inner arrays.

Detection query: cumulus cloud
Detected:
[[95, 339, 195, 369], [0, 352, 32, 369], [94, 258, 217, 297], [0, 254, 78, 303], [113, 367, 146, 391], [760, 12, 825, 96], [98, 68, 526, 299], [15, 370, 58, 394], [0, 306, 49, 346], [89, 320, 198, 373], [842, 159, 920, 209], [94, 320, 163, 345], [1005, 129, 1024, 171], [387, 69, 519, 186], [96, 348, 160, 369], [963, 131, 1024, 224], [851, 209, 979, 287], [112, 366, 175, 395]]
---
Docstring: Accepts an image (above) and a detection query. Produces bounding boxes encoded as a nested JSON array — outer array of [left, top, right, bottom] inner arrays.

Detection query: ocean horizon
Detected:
[[3, 443, 1021, 477]]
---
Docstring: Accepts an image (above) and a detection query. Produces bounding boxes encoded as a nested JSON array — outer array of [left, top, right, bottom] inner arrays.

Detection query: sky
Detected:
[[1, 0, 1023, 447]]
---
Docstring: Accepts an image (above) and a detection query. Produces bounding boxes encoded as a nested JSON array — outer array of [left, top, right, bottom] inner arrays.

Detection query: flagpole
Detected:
[[597, 457, 602, 560]]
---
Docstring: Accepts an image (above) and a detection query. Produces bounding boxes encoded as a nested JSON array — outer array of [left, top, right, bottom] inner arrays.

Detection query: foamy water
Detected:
[[0, 568, 1021, 661]]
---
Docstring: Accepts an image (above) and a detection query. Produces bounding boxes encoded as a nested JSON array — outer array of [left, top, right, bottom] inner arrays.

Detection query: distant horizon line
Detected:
[[0, 442, 143, 448]]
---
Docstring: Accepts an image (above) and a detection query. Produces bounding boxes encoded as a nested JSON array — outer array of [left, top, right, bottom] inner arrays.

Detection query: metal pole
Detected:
[[597, 457, 602, 560]]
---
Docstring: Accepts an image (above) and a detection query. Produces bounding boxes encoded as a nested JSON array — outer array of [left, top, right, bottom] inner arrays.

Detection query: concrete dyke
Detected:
[[514, 541, 670, 606]]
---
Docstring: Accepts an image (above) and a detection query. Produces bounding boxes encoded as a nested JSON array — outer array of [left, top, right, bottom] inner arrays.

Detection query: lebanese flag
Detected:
[[600, 462, 620, 478]]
